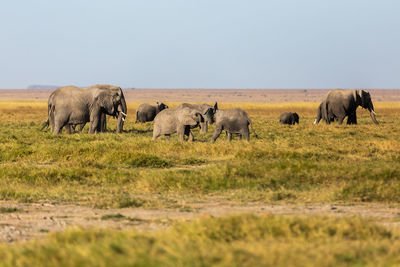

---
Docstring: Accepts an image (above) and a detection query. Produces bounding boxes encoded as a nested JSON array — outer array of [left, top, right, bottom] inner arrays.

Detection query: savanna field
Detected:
[[1, 100, 400, 266]]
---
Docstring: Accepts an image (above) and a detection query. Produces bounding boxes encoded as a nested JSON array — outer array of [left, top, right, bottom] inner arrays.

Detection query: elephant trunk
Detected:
[[200, 121, 208, 133], [368, 102, 378, 124], [116, 93, 127, 133]]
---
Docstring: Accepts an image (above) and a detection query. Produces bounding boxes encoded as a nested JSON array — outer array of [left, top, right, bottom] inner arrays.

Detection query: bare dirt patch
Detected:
[[2, 201, 400, 243]]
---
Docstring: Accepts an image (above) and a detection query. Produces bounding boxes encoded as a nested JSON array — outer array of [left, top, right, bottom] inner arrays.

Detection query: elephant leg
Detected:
[[200, 122, 207, 133], [188, 131, 194, 142], [325, 118, 330, 125], [100, 113, 107, 132], [77, 123, 86, 132], [53, 121, 64, 135], [353, 112, 357, 124], [89, 117, 100, 134], [346, 115, 352, 124], [50, 114, 55, 132], [242, 128, 250, 141], [347, 111, 357, 124], [337, 115, 345, 125], [237, 134, 242, 140], [184, 126, 194, 142], [177, 126, 186, 141], [211, 125, 223, 142], [227, 132, 232, 142], [65, 125, 73, 134], [152, 126, 161, 140]]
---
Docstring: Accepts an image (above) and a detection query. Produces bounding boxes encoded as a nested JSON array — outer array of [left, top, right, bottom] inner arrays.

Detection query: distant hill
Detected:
[[27, 85, 59, 89]]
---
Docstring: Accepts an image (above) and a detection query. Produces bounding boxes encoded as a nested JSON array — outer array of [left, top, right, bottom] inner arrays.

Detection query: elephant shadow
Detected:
[[125, 128, 153, 134]]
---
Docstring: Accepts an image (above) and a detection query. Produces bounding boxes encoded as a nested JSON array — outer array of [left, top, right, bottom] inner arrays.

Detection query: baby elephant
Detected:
[[136, 102, 168, 123], [279, 112, 299, 125], [152, 107, 204, 141], [204, 103, 258, 142]]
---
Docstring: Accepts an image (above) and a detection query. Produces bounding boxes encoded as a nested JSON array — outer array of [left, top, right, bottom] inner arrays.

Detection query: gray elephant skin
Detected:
[[279, 112, 299, 125], [314, 100, 336, 124], [42, 84, 127, 134], [136, 102, 168, 123], [314, 89, 378, 125], [175, 103, 212, 133], [152, 107, 204, 141], [204, 103, 258, 142]]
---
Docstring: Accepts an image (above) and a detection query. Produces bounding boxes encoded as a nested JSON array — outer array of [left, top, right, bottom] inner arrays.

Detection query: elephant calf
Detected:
[[175, 103, 212, 133], [152, 107, 204, 141], [136, 102, 168, 123], [204, 103, 258, 142], [279, 112, 299, 125]]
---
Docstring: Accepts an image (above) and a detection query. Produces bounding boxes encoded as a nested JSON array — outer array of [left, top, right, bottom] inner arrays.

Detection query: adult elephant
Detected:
[[43, 84, 127, 134], [69, 85, 127, 133], [175, 103, 212, 133], [314, 89, 378, 125], [136, 102, 168, 123]]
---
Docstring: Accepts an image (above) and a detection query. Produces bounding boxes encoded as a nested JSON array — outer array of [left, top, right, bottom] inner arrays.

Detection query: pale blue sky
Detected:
[[0, 0, 399, 89]]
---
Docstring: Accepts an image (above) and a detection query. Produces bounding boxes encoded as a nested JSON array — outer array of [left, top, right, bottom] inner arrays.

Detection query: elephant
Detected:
[[42, 84, 127, 134], [203, 103, 258, 142], [279, 112, 299, 125], [136, 102, 168, 123], [313, 89, 378, 125], [175, 103, 212, 133], [314, 100, 336, 124], [152, 107, 204, 141]]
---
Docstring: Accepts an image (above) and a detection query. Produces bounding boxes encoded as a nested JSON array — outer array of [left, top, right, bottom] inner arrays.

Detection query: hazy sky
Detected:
[[1, 0, 399, 89]]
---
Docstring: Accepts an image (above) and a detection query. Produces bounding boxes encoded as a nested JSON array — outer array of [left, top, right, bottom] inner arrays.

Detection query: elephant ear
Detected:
[[94, 90, 113, 112], [214, 102, 218, 111], [180, 115, 198, 126], [360, 90, 370, 107], [352, 90, 361, 105]]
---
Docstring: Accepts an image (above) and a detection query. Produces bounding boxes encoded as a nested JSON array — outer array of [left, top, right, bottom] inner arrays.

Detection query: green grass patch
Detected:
[[0, 207, 19, 213], [101, 213, 126, 220]]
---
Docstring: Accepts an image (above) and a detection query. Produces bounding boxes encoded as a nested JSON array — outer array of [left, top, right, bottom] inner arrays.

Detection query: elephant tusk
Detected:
[[120, 111, 127, 117], [122, 117, 125, 121], [313, 119, 318, 125], [371, 110, 377, 115]]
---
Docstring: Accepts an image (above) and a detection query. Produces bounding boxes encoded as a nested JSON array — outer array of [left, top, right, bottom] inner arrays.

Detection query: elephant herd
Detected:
[[41, 86, 379, 142], [137, 102, 257, 142]]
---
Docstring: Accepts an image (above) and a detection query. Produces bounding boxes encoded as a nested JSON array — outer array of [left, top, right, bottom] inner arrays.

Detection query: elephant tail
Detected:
[[40, 103, 53, 131], [248, 117, 259, 139]]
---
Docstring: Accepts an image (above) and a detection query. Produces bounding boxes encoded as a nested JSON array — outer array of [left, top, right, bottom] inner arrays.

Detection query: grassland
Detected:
[[0, 100, 400, 265], [0, 101, 399, 207]]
